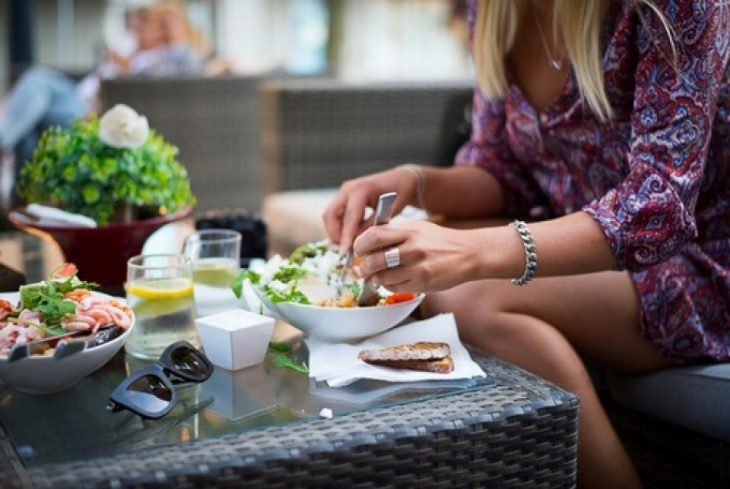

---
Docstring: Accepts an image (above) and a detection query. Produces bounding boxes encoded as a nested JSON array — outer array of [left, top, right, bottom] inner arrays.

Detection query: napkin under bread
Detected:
[[307, 313, 486, 387]]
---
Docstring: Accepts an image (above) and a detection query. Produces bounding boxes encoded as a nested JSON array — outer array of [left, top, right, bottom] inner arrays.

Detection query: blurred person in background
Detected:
[[0, 3, 203, 181]]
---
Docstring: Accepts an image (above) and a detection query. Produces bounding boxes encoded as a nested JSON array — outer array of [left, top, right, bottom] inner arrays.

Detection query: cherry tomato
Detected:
[[385, 292, 416, 304]]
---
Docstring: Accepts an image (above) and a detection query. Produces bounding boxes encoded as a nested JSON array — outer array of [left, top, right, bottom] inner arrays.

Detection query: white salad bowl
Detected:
[[253, 287, 424, 342], [0, 292, 135, 394]]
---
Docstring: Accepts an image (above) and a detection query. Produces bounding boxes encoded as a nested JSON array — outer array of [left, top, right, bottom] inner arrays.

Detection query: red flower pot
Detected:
[[8, 207, 192, 287]]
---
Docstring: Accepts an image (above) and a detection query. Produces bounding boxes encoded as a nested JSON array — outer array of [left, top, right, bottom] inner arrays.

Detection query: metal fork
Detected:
[[357, 192, 397, 307]]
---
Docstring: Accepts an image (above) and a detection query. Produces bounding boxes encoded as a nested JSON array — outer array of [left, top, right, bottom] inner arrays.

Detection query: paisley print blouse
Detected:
[[456, 0, 730, 362]]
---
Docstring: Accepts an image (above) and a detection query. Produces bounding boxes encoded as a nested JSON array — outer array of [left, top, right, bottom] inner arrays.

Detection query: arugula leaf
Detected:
[[33, 322, 68, 337], [272, 266, 305, 283], [230, 269, 261, 299], [289, 243, 327, 264], [267, 342, 308, 373], [54, 275, 98, 295], [272, 353, 309, 374], [262, 285, 310, 304], [18, 274, 97, 327], [6, 318, 65, 337], [345, 281, 362, 299]]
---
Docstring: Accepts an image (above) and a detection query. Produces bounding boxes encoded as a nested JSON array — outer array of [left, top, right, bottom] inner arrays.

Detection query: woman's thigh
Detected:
[[422, 271, 670, 374]]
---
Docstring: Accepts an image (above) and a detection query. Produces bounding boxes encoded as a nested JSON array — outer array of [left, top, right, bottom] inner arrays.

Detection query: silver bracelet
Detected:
[[400, 164, 428, 215], [509, 220, 537, 286]]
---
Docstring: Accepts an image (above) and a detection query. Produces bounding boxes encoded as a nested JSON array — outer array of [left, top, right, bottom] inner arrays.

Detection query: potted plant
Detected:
[[10, 104, 196, 287]]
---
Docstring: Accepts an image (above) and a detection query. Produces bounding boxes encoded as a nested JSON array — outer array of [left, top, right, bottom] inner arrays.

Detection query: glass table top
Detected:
[[0, 325, 492, 469]]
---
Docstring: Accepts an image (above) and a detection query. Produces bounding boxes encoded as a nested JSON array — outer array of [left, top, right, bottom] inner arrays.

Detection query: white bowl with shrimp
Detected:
[[0, 292, 135, 394], [252, 287, 424, 342]]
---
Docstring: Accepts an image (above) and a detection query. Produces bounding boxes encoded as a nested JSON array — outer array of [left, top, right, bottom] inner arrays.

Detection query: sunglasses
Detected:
[[107, 341, 214, 419]]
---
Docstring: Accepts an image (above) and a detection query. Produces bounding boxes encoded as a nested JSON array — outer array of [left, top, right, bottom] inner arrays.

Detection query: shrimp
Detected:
[[64, 289, 91, 302], [51, 263, 78, 280], [104, 304, 132, 329], [62, 321, 93, 332], [63, 295, 133, 332], [18, 310, 41, 323], [0, 325, 21, 355], [84, 307, 113, 325], [0, 299, 14, 321]]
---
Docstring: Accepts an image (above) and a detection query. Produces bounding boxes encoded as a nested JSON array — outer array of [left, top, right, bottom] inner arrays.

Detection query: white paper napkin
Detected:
[[307, 313, 486, 387], [26, 204, 97, 228]]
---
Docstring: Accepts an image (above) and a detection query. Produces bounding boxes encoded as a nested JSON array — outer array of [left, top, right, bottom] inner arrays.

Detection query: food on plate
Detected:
[[358, 342, 454, 373], [231, 241, 418, 308], [0, 264, 133, 359]]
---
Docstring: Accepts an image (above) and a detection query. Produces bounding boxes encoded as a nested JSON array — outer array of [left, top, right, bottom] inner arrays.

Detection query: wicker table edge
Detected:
[[2, 355, 578, 488]]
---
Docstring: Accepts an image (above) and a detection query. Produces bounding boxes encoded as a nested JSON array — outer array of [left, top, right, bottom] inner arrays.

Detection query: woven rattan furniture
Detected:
[[259, 78, 472, 254], [100, 76, 264, 213], [0, 346, 578, 488], [260, 78, 473, 193]]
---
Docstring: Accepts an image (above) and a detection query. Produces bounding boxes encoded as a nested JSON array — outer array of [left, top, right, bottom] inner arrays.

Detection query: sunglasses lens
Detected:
[[125, 375, 173, 414], [170, 346, 209, 380]]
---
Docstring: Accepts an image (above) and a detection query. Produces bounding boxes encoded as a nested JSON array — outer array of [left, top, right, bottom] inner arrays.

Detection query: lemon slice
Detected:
[[127, 278, 194, 300]]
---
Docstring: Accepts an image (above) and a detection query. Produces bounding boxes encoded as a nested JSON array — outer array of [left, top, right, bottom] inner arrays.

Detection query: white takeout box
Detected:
[[195, 309, 274, 370]]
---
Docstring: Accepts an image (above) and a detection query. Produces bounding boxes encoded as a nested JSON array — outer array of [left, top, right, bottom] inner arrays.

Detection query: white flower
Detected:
[[98, 104, 149, 149]]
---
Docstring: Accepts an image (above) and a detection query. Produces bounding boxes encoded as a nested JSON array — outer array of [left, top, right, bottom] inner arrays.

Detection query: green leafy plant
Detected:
[[16, 115, 196, 225]]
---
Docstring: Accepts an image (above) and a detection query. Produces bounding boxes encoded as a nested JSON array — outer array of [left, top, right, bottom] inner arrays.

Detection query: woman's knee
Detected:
[[421, 282, 517, 340]]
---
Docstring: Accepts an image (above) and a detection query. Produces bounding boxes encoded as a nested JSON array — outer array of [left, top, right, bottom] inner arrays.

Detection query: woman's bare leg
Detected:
[[421, 271, 669, 489]]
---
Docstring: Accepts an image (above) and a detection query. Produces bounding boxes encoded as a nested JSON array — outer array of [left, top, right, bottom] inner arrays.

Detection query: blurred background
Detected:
[[0, 0, 474, 283], [0, 0, 471, 93]]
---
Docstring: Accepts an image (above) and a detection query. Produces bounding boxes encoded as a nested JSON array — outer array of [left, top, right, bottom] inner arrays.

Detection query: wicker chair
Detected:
[[100, 76, 264, 213], [601, 366, 730, 487], [260, 78, 473, 193], [259, 78, 473, 253]]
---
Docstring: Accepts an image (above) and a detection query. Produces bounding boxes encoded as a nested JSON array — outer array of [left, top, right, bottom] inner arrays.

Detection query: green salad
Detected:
[[231, 242, 360, 305]]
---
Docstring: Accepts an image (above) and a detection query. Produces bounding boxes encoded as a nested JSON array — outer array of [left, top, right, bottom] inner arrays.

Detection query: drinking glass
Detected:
[[126, 254, 200, 360], [183, 229, 242, 317]]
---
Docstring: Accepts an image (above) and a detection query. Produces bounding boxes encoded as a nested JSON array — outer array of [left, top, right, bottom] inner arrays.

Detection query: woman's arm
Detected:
[[446, 89, 549, 219], [470, 212, 617, 282], [417, 165, 505, 218], [354, 211, 615, 292], [583, 0, 728, 271]]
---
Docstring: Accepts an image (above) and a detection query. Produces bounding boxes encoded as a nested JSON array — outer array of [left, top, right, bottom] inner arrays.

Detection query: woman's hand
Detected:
[[353, 220, 485, 293], [322, 167, 419, 254]]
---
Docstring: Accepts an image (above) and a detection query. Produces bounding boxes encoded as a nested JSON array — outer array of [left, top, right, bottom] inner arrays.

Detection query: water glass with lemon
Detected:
[[183, 229, 242, 317], [125, 254, 200, 360]]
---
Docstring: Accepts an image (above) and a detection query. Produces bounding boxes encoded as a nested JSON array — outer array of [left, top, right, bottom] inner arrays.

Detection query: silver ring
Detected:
[[384, 247, 401, 268]]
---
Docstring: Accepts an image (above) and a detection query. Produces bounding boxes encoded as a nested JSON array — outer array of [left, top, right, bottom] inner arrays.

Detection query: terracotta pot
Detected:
[[8, 207, 192, 288]]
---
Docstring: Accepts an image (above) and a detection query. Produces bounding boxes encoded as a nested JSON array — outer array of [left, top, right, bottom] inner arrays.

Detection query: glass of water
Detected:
[[183, 229, 242, 317], [125, 254, 200, 360]]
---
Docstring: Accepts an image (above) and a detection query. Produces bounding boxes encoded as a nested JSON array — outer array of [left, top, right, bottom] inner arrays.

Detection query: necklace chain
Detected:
[[532, 9, 563, 71]]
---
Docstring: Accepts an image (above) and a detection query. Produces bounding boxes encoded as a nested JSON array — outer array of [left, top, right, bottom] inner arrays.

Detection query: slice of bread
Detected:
[[358, 342, 454, 373], [361, 356, 454, 373], [357, 342, 451, 362]]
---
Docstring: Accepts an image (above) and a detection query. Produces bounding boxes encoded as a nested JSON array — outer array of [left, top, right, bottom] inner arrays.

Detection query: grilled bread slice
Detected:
[[358, 342, 454, 373], [358, 342, 450, 362], [361, 356, 454, 373]]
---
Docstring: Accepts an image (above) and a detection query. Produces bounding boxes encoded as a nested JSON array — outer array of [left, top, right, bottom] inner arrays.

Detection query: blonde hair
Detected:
[[474, 0, 674, 121]]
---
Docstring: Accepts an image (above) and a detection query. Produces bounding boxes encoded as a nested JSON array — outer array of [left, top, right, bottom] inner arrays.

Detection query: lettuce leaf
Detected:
[[19, 274, 96, 327]]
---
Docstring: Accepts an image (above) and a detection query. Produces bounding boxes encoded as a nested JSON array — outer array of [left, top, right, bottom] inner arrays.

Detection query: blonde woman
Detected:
[[323, 0, 729, 487]]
